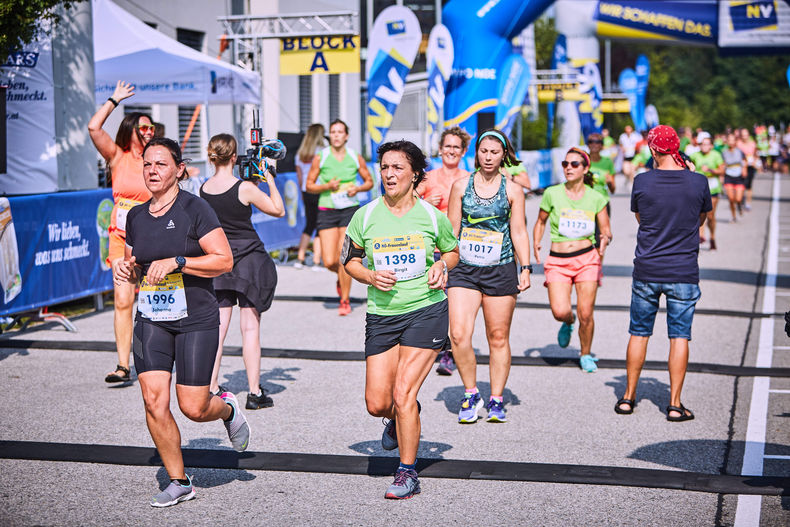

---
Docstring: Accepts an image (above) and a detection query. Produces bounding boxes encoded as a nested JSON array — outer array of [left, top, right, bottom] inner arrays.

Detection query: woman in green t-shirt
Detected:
[[690, 136, 724, 250], [533, 147, 611, 373], [306, 119, 373, 316], [344, 140, 459, 500]]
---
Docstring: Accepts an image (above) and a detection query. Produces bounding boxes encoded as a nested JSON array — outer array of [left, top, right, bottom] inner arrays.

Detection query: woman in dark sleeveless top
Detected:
[[200, 134, 284, 410]]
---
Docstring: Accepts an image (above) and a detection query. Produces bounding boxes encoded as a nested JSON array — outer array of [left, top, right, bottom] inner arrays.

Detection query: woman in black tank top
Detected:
[[200, 134, 285, 410]]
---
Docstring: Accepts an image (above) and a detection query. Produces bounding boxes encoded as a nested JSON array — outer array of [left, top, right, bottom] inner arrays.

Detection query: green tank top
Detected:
[[458, 172, 513, 266], [318, 147, 360, 209]]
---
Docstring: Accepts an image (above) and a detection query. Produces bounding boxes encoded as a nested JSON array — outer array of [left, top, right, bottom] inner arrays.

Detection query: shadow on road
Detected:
[[522, 343, 581, 359], [628, 439, 790, 478], [605, 374, 670, 412], [433, 381, 521, 415], [0, 347, 29, 362], [155, 438, 256, 488], [348, 439, 453, 459], [218, 366, 300, 396]]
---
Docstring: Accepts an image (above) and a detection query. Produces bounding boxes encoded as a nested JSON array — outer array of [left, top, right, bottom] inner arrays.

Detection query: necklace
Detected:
[[149, 190, 178, 215]]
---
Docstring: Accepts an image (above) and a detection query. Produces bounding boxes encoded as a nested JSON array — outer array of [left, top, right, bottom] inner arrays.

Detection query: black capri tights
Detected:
[[132, 320, 219, 386]]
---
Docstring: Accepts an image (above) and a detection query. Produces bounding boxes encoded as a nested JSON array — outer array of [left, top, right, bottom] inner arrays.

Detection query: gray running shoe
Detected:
[[150, 477, 195, 507], [381, 418, 398, 451], [380, 401, 421, 451], [221, 391, 250, 452], [385, 468, 420, 499]]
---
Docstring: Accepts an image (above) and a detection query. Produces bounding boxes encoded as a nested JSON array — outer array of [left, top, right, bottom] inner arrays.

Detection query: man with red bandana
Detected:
[[614, 125, 712, 422]]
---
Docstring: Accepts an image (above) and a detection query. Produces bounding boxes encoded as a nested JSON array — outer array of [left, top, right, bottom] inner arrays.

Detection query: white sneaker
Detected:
[[293, 260, 305, 269]]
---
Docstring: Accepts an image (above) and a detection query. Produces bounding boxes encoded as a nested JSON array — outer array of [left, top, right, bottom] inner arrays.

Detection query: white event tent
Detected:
[[92, 0, 260, 105]]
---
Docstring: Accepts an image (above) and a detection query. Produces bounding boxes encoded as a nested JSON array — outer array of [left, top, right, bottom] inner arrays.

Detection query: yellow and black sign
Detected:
[[537, 82, 582, 103], [600, 98, 630, 113], [280, 35, 360, 75]]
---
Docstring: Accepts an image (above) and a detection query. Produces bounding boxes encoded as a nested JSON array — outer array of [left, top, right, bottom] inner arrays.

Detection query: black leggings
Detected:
[[302, 191, 319, 236], [132, 320, 219, 386]]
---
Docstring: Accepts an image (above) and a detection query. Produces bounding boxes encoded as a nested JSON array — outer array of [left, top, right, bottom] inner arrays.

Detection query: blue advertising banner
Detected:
[[495, 54, 531, 137], [443, 0, 554, 141], [0, 189, 114, 316], [546, 34, 567, 149], [575, 61, 604, 139], [426, 24, 454, 152], [635, 54, 650, 131], [366, 6, 421, 161], [618, 68, 639, 129], [594, 1, 717, 45]]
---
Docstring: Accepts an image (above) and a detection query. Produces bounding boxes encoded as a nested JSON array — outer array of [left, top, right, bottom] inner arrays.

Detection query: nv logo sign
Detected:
[[729, 1, 779, 31], [386, 20, 406, 36]]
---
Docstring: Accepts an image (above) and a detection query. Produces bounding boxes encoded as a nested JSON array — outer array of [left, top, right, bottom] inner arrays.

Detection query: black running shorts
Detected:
[[316, 206, 358, 231], [365, 300, 449, 357], [447, 261, 519, 296], [132, 320, 219, 386]]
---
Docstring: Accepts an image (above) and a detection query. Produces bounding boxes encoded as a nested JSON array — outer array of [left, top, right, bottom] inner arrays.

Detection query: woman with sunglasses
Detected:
[[533, 148, 611, 373], [416, 126, 471, 375], [88, 80, 155, 384], [447, 129, 532, 424]]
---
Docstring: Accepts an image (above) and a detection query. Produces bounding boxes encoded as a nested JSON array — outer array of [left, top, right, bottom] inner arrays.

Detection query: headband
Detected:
[[477, 130, 508, 150], [567, 147, 590, 166]]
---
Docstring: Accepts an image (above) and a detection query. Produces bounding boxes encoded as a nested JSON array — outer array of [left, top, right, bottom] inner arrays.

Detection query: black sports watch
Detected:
[[520, 264, 533, 273], [175, 256, 186, 271]]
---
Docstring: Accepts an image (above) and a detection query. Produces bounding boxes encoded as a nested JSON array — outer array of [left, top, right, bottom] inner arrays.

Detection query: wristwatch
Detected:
[[175, 256, 186, 270], [520, 264, 533, 273]]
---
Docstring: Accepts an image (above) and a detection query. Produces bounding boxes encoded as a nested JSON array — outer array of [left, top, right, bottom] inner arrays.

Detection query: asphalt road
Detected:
[[1, 172, 788, 526]]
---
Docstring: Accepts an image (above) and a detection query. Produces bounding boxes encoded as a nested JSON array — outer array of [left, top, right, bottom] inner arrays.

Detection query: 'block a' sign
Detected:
[[280, 35, 361, 75]]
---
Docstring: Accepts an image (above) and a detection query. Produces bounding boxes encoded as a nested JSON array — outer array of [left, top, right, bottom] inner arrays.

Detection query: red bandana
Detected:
[[647, 125, 684, 168]]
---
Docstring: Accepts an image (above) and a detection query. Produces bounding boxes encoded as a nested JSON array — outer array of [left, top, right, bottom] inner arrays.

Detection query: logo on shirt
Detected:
[[467, 214, 497, 225], [166, 220, 175, 229]]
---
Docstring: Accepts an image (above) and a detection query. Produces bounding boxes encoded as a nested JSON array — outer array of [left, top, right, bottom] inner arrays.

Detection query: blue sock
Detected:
[[398, 462, 416, 471]]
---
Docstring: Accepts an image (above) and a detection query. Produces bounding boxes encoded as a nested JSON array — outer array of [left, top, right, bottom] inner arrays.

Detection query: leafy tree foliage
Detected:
[[0, 0, 84, 60]]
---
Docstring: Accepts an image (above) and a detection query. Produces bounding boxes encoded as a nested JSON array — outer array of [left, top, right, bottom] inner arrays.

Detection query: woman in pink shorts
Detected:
[[533, 148, 611, 372]]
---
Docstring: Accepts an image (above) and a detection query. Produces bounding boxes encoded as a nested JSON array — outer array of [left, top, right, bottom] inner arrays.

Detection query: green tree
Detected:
[[0, 0, 84, 60]]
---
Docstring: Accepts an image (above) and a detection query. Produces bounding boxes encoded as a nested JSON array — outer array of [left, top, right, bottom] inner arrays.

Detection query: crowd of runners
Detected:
[[91, 80, 786, 504]]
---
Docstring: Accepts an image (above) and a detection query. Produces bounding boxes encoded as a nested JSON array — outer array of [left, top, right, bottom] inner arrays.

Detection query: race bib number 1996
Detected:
[[138, 273, 188, 321], [371, 234, 426, 281]]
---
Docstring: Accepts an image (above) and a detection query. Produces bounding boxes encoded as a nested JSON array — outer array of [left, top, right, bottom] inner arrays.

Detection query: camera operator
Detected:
[[199, 133, 284, 410]]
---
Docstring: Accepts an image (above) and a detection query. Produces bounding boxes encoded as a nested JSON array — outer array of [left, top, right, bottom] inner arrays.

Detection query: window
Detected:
[[299, 75, 312, 132], [176, 28, 205, 157], [329, 74, 340, 122]]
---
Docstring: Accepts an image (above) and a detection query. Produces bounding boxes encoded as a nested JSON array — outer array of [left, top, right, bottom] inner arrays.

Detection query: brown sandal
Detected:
[[105, 365, 130, 383]]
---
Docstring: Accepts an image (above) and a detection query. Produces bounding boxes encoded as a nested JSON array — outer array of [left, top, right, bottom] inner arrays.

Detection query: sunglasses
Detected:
[[137, 124, 155, 132], [588, 139, 603, 144], [561, 160, 584, 168]]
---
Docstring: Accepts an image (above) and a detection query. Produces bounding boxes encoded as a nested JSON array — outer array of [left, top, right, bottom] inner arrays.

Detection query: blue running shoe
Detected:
[[150, 476, 195, 507], [557, 321, 574, 348], [580, 354, 599, 373], [385, 468, 420, 499], [485, 399, 507, 423], [458, 392, 483, 423]]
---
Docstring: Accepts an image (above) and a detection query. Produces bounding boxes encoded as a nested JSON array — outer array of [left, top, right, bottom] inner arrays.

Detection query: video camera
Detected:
[[237, 109, 286, 182]]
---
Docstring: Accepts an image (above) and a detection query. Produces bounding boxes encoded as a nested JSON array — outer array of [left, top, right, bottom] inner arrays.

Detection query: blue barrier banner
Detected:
[[251, 171, 304, 252], [575, 61, 604, 139], [0, 189, 114, 316], [546, 34, 566, 149]]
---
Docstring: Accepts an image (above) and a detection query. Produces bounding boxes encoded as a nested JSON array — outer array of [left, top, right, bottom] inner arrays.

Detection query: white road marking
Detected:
[[735, 173, 780, 527]]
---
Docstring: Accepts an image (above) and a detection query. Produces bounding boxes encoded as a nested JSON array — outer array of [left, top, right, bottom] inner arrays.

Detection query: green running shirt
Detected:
[[317, 147, 361, 209], [589, 156, 615, 199], [539, 184, 608, 243], [346, 198, 458, 316]]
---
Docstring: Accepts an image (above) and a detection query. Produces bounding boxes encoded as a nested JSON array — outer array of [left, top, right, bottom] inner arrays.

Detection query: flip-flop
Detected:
[[614, 398, 635, 415], [105, 365, 130, 383], [666, 404, 694, 422]]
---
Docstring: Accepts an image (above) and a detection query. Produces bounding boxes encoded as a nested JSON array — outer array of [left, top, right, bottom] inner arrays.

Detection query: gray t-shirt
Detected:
[[721, 147, 744, 177]]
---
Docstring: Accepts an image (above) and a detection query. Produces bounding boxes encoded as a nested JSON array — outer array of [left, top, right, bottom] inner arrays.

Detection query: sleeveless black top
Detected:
[[199, 180, 259, 241]]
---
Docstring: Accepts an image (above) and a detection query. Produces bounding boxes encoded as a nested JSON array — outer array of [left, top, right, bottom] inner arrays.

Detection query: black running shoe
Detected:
[[246, 385, 274, 409]]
